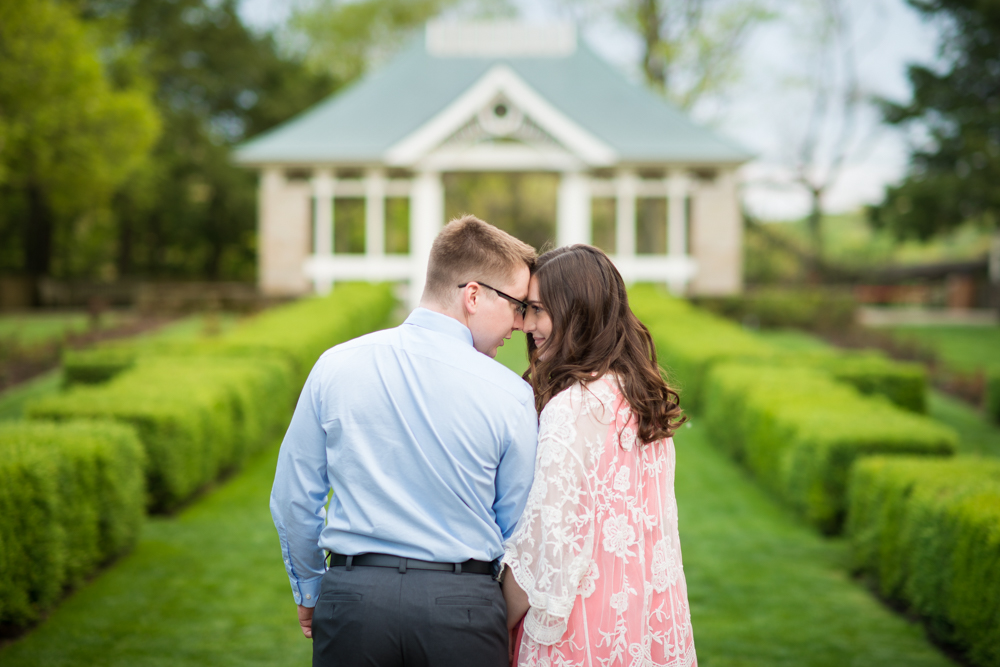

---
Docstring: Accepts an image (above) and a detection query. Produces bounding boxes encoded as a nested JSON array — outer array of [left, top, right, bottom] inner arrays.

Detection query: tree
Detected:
[[287, 0, 464, 84], [869, 0, 1000, 241], [79, 0, 337, 281], [788, 0, 869, 268], [618, 0, 774, 111], [0, 0, 159, 292]]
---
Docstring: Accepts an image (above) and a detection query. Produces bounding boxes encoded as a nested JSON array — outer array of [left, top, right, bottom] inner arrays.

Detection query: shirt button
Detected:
[[306, 594, 312, 600]]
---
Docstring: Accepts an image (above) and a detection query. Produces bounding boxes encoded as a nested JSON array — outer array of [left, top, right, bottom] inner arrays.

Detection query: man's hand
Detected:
[[298, 604, 314, 638]]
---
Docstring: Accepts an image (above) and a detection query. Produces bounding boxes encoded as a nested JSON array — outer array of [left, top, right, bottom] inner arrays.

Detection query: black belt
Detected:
[[328, 552, 492, 575]]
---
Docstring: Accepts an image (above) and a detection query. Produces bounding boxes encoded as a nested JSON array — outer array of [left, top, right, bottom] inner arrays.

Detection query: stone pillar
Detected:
[[614, 170, 637, 282], [557, 171, 591, 247], [259, 167, 310, 296], [365, 168, 386, 257], [409, 171, 444, 308], [666, 171, 690, 295], [310, 168, 335, 295], [690, 168, 742, 295]]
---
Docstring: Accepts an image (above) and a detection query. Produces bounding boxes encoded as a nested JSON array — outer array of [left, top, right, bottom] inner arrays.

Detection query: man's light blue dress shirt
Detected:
[[270, 308, 538, 607]]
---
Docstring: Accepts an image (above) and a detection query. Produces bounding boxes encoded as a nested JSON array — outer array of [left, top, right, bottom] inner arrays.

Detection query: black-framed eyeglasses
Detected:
[[458, 281, 528, 317]]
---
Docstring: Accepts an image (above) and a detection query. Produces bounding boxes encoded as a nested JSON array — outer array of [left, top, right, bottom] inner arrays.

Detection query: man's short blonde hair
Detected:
[[423, 215, 537, 305]]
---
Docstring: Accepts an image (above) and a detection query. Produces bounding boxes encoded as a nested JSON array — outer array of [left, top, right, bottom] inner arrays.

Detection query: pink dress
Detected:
[[504, 376, 697, 667]]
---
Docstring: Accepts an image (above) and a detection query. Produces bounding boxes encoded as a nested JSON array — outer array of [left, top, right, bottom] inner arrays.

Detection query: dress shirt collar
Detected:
[[404, 307, 474, 347]]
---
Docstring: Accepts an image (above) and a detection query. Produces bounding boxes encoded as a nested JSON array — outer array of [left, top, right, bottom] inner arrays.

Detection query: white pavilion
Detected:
[[234, 21, 751, 307]]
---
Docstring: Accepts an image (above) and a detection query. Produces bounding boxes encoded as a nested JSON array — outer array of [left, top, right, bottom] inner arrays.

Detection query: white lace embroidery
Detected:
[[503, 376, 697, 667]]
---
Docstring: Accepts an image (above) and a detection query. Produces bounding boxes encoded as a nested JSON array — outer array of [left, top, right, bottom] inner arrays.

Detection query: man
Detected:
[[270, 215, 539, 667]]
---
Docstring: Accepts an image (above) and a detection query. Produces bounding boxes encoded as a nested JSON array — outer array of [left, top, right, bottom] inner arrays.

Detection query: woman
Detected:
[[502, 244, 697, 667]]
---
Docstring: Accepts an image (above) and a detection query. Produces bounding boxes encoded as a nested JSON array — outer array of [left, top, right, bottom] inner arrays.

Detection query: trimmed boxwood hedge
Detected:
[[0, 421, 146, 627], [847, 456, 1000, 667], [63, 347, 137, 386], [627, 285, 927, 414], [628, 285, 773, 414], [29, 355, 294, 511], [702, 363, 956, 533], [31, 283, 396, 511]]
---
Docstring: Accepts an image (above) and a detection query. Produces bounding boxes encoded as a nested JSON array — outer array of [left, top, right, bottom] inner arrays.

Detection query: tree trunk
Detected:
[[116, 197, 134, 277], [24, 183, 54, 305], [806, 187, 824, 281], [990, 228, 1000, 316], [638, 0, 666, 89], [204, 193, 224, 280]]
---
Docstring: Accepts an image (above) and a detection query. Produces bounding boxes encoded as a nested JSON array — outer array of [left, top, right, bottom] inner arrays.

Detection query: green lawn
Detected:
[[0, 325, 958, 666], [0, 313, 244, 421], [928, 389, 1000, 458], [0, 311, 132, 346], [890, 325, 1000, 374], [0, 370, 62, 422], [674, 420, 953, 666], [495, 330, 529, 375]]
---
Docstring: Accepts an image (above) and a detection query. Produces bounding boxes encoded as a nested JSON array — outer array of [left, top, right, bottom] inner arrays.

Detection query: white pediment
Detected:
[[383, 65, 617, 170]]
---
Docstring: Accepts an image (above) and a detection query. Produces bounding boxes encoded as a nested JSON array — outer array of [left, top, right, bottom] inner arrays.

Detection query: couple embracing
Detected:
[[270, 215, 697, 667]]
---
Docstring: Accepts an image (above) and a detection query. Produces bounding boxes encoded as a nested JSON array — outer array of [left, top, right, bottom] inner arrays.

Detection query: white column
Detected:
[[409, 171, 444, 309], [557, 171, 592, 247], [259, 168, 279, 294], [614, 170, 637, 282], [666, 171, 690, 294], [364, 168, 386, 257], [310, 168, 335, 295]]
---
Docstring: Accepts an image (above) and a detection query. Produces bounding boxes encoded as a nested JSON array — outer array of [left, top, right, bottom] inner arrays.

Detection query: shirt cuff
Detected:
[[289, 575, 323, 608]]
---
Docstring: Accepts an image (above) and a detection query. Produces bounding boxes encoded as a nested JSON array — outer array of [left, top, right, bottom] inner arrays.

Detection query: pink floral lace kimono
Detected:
[[504, 375, 697, 667]]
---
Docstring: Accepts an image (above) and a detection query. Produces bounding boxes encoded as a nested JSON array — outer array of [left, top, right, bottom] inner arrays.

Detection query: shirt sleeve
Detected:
[[493, 394, 539, 542], [269, 356, 331, 608], [502, 381, 613, 645]]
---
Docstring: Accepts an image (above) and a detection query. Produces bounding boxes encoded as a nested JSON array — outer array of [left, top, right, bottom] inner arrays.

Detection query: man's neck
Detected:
[[419, 300, 469, 329]]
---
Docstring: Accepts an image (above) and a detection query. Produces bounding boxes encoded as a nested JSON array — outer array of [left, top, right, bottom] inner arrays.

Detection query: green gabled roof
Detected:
[[234, 33, 752, 166]]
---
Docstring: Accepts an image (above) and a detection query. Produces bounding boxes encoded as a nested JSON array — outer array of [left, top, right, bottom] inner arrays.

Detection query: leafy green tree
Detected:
[[593, 0, 775, 112], [80, 0, 336, 280], [287, 0, 462, 83], [0, 0, 159, 290], [869, 0, 1000, 241]]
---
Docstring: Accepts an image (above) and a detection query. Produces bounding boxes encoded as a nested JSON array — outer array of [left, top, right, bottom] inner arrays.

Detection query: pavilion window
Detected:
[[636, 198, 667, 255], [334, 198, 365, 254], [590, 197, 616, 254]]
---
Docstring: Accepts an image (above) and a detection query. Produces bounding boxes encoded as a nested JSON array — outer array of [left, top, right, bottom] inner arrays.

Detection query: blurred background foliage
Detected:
[[867, 0, 1000, 243], [0, 0, 997, 300]]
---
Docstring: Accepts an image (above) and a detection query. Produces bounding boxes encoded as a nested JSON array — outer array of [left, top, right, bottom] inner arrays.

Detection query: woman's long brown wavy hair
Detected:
[[523, 244, 686, 444]]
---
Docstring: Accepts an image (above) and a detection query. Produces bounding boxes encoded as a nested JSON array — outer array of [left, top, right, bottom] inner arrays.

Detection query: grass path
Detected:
[[674, 421, 953, 666], [0, 330, 956, 666]]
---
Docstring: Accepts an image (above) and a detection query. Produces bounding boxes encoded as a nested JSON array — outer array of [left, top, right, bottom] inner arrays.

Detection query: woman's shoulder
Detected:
[[542, 374, 621, 421]]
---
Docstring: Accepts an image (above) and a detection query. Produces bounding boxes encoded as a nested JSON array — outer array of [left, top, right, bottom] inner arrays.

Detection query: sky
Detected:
[[239, 0, 946, 221]]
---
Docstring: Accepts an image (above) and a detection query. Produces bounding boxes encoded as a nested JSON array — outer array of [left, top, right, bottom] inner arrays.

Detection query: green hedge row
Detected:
[[847, 456, 1000, 667], [63, 347, 137, 385], [702, 363, 956, 533], [629, 285, 770, 414], [29, 356, 294, 511], [0, 421, 146, 626], [32, 284, 395, 511], [694, 286, 857, 332], [627, 285, 927, 414]]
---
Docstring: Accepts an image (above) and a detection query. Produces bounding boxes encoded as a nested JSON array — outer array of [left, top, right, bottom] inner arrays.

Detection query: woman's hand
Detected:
[[501, 565, 531, 631]]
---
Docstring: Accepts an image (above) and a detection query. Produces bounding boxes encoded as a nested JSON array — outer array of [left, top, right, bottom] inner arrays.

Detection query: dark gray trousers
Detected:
[[312, 564, 508, 667]]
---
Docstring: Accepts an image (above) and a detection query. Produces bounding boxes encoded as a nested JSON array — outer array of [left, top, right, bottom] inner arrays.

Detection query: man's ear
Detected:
[[461, 283, 481, 316]]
